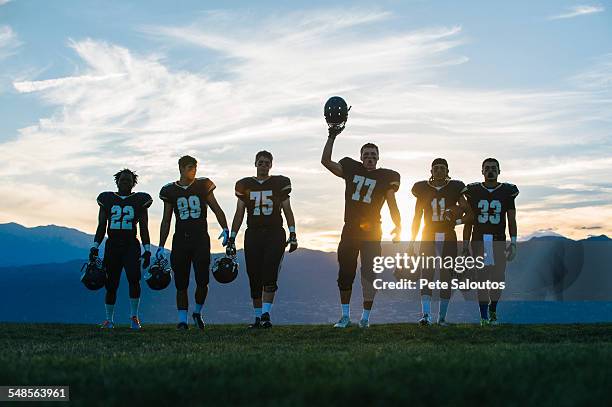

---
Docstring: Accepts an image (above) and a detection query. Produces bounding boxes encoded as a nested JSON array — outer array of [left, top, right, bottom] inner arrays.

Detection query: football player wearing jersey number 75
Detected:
[[227, 150, 297, 329], [462, 158, 519, 326], [158, 155, 229, 330], [321, 128, 401, 329], [92, 169, 153, 330]]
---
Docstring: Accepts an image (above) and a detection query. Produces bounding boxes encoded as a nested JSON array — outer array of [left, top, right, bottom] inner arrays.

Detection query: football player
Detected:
[[411, 158, 468, 326], [157, 155, 230, 330], [321, 127, 401, 328], [226, 151, 297, 329], [91, 169, 153, 330], [462, 158, 519, 326]]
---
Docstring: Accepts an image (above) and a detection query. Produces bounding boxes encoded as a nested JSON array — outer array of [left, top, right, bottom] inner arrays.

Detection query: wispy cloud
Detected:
[[0, 1, 11, 6], [3, 8, 612, 249], [0, 25, 21, 59], [548, 5, 604, 20]]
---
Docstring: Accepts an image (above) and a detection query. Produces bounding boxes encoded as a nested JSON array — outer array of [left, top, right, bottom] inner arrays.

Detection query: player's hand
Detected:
[[286, 232, 298, 253], [328, 125, 345, 139], [141, 250, 151, 269], [506, 242, 517, 261], [218, 229, 230, 246], [89, 247, 99, 262], [226, 237, 237, 257], [391, 226, 401, 243], [155, 247, 166, 260]]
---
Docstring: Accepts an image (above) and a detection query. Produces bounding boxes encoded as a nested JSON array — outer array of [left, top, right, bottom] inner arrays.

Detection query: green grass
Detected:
[[1, 323, 612, 406]]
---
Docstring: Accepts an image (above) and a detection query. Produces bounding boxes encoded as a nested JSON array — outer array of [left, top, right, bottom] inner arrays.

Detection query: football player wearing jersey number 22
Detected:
[[227, 150, 297, 329], [322, 126, 401, 329], [93, 169, 153, 330], [158, 155, 229, 330]]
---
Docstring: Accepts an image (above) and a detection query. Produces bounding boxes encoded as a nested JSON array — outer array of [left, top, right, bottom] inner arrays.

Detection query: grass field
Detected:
[[1, 323, 612, 406]]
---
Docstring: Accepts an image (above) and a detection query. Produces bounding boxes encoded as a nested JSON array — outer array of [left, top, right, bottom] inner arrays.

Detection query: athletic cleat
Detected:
[[248, 317, 261, 329], [100, 320, 114, 329], [480, 318, 490, 326], [130, 316, 141, 330], [418, 314, 431, 326], [333, 316, 351, 328], [176, 322, 189, 330], [261, 312, 272, 329], [489, 311, 499, 326], [192, 313, 205, 330], [358, 319, 370, 328], [437, 317, 448, 327]]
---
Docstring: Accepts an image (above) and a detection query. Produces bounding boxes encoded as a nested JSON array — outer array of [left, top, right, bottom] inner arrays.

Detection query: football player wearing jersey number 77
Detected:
[[462, 158, 519, 326], [321, 127, 401, 329], [227, 150, 297, 329], [92, 169, 153, 330], [158, 155, 229, 330]]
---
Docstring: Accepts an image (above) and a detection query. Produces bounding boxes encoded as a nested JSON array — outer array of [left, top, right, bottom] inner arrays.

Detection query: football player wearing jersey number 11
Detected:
[[227, 150, 298, 329], [158, 155, 230, 330], [322, 127, 401, 329]]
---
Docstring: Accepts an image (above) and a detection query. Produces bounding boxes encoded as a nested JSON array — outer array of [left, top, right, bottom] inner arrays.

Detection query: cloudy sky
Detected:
[[0, 0, 611, 251]]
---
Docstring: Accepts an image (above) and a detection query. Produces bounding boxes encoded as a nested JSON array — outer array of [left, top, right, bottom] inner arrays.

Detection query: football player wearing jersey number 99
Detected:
[[228, 150, 297, 329], [321, 125, 401, 329], [92, 169, 153, 330], [158, 155, 229, 330], [462, 158, 519, 326]]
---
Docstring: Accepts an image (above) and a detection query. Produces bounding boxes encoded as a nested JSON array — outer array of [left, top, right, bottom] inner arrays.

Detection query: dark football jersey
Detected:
[[235, 175, 291, 229], [339, 157, 400, 233], [412, 180, 465, 234], [159, 177, 216, 237], [462, 182, 519, 241], [97, 191, 153, 241]]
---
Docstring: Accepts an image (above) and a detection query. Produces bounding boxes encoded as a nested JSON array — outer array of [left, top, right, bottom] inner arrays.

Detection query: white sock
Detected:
[[361, 309, 371, 321], [129, 298, 140, 318], [178, 310, 188, 324], [262, 302, 273, 314], [341, 304, 350, 318], [439, 299, 450, 320], [254, 308, 262, 318], [105, 304, 115, 322], [194, 303, 203, 314], [421, 295, 431, 316]]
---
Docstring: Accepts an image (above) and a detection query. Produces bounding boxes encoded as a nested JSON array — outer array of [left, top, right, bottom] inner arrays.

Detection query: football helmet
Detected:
[[211, 255, 239, 284], [144, 257, 172, 291], [324, 96, 351, 131], [80, 257, 106, 290]]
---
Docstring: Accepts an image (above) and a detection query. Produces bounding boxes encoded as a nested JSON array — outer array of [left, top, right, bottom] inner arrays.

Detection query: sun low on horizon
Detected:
[[0, 1, 611, 252]]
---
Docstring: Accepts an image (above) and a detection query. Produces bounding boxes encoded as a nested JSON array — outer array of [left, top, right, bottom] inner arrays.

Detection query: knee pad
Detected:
[[263, 284, 278, 293]]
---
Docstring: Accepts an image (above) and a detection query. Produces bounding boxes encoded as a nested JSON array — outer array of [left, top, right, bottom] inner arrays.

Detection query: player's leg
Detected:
[[171, 235, 191, 330], [358, 238, 382, 328], [472, 240, 491, 325], [192, 234, 211, 329], [335, 226, 359, 328], [102, 240, 122, 328], [438, 233, 457, 325], [124, 239, 142, 329], [260, 227, 287, 328], [488, 241, 508, 325], [244, 228, 264, 328], [418, 239, 435, 325]]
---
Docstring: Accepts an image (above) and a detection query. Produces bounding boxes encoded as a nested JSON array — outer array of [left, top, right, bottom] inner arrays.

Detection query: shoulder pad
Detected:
[[504, 182, 519, 197], [411, 181, 428, 197]]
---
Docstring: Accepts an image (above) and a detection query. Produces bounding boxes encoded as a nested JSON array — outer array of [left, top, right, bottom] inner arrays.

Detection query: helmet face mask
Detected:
[[324, 96, 351, 132], [211, 255, 239, 284], [145, 257, 172, 291], [80, 257, 106, 290]]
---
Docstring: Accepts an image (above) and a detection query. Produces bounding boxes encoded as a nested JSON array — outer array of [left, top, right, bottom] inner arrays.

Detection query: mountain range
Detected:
[[0, 222, 611, 324]]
